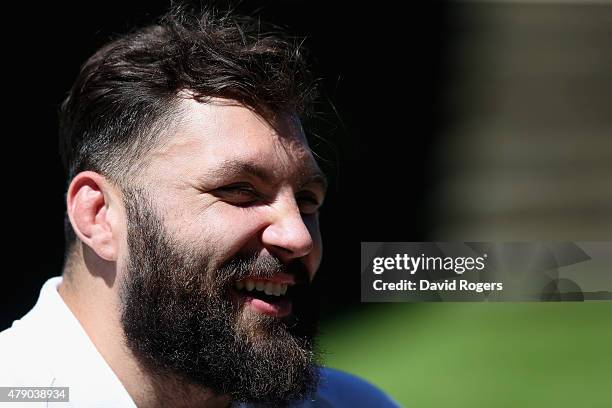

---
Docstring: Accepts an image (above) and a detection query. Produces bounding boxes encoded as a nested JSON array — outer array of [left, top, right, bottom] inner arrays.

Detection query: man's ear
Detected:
[[66, 171, 121, 261]]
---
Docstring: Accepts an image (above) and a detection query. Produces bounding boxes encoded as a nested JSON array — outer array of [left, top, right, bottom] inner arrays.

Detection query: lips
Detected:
[[232, 274, 296, 317]]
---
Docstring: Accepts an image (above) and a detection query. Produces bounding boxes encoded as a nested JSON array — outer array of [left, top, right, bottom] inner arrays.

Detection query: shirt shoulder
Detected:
[[312, 367, 402, 408], [0, 323, 56, 387], [1, 277, 138, 407]]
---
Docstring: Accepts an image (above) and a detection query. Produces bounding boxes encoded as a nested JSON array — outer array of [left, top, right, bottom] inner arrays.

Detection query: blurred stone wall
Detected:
[[434, 1, 612, 240]]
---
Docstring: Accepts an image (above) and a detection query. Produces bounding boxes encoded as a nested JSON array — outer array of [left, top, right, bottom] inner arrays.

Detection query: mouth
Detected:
[[231, 274, 296, 317]]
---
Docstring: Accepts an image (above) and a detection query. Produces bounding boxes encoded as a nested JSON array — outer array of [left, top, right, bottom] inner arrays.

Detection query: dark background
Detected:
[[1, 1, 450, 330]]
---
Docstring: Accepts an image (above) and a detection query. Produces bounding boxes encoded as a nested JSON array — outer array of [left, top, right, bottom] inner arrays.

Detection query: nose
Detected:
[[261, 195, 314, 262]]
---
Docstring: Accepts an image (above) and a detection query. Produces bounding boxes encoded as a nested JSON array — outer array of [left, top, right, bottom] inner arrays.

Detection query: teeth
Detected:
[[235, 279, 288, 297]]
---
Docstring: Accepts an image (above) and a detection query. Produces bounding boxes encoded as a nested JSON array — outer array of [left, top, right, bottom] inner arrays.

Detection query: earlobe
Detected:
[[66, 172, 119, 261]]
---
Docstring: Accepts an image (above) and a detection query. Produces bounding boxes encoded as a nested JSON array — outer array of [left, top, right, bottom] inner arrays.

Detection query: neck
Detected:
[[58, 271, 231, 408]]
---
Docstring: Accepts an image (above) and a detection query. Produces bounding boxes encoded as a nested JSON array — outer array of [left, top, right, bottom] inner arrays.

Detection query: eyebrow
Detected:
[[205, 159, 328, 193]]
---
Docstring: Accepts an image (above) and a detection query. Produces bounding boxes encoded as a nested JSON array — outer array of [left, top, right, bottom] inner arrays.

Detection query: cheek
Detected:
[[157, 191, 257, 243], [304, 215, 323, 272], [305, 214, 322, 242], [183, 207, 267, 261]]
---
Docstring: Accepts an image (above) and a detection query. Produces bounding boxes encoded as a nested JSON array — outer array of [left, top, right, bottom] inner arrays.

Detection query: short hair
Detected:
[[58, 5, 319, 251]]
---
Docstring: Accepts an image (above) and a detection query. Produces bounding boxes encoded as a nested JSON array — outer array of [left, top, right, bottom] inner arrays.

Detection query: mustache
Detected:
[[216, 253, 310, 286]]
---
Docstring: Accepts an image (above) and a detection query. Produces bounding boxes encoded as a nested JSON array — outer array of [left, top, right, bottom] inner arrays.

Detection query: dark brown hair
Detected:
[[58, 5, 319, 249]]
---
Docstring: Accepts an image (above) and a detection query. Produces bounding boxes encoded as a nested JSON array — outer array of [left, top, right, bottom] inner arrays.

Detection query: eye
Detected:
[[214, 183, 261, 205], [296, 192, 322, 215]]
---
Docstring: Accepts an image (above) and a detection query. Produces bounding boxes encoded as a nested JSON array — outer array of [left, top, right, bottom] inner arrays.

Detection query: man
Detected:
[[0, 6, 398, 408]]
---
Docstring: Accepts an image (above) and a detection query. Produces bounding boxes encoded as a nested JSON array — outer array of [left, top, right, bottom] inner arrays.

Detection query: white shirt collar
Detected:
[[16, 276, 137, 407]]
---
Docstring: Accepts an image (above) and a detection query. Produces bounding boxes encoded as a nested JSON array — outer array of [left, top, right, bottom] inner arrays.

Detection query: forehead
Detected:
[[147, 98, 322, 183]]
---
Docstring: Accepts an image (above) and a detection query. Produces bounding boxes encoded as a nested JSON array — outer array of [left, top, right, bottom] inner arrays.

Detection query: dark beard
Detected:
[[119, 187, 320, 406]]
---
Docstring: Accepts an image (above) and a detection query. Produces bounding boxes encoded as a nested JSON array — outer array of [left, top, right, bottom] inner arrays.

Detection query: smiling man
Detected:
[[0, 6, 398, 408]]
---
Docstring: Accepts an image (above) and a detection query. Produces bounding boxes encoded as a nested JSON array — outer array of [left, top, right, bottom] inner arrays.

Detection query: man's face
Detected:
[[118, 99, 326, 405]]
